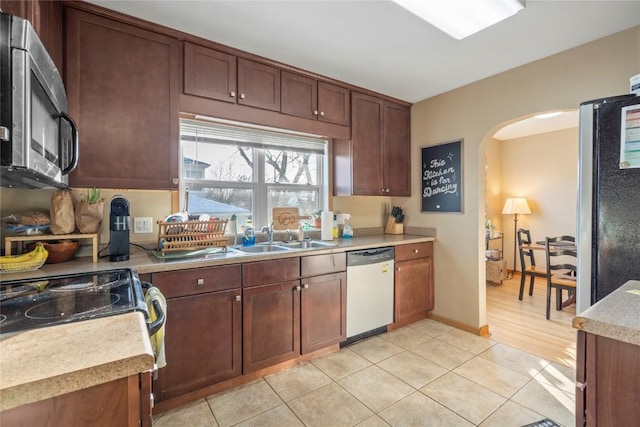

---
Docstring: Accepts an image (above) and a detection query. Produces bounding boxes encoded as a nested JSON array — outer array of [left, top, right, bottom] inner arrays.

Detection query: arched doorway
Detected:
[[481, 110, 579, 367]]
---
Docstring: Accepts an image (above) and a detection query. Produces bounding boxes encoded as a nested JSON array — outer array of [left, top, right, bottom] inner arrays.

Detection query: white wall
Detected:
[[404, 26, 639, 331]]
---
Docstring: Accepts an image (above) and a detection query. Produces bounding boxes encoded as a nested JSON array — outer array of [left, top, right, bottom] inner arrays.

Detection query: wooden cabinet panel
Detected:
[[395, 242, 433, 262], [0, 374, 146, 427], [340, 92, 411, 196], [65, 8, 180, 189], [152, 264, 241, 298], [242, 280, 301, 373], [394, 242, 434, 324], [301, 272, 346, 354], [383, 101, 411, 196], [578, 332, 640, 426], [184, 42, 237, 103], [242, 257, 300, 287], [281, 71, 349, 126], [317, 81, 350, 126], [301, 253, 346, 277], [1, 0, 63, 72], [237, 58, 280, 111], [351, 92, 384, 195], [281, 71, 317, 120], [154, 289, 242, 401]]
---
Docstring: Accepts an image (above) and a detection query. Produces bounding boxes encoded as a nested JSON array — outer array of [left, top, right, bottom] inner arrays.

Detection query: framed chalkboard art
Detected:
[[421, 139, 463, 213]]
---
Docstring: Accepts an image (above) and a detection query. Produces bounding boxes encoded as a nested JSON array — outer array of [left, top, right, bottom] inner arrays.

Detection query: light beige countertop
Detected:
[[0, 311, 154, 412], [572, 280, 640, 346], [1, 234, 435, 280]]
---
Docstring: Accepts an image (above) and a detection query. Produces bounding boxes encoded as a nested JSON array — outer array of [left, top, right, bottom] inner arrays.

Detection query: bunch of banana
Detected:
[[0, 242, 49, 265]]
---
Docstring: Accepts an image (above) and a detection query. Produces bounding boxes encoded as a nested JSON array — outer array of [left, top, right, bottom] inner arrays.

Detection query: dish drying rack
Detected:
[[157, 219, 228, 255]]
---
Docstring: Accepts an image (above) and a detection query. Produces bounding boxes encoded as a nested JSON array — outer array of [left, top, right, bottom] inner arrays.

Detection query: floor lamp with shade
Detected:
[[502, 197, 531, 277]]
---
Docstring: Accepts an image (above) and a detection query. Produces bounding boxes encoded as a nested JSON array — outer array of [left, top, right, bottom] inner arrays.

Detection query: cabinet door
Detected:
[[65, 8, 180, 189], [243, 280, 300, 373], [301, 272, 346, 354], [394, 256, 433, 323], [281, 71, 317, 119], [383, 101, 411, 196], [318, 82, 350, 126], [1, 0, 63, 72], [184, 42, 237, 103], [351, 92, 384, 195], [237, 58, 281, 111], [154, 289, 242, 402]]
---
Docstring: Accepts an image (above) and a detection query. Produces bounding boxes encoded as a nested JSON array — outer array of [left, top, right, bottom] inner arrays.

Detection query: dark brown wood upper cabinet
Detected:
[[281, 71, 350, 126], [65, 7, 180, 189], [342, 92, 410, 196], [237, 58, 281, 111], [184, 42, 237, 103]]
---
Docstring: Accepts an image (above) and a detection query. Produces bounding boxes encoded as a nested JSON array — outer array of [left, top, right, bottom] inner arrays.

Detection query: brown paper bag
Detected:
[[75, 200, 104, 234], [50, 190, 75, 234]]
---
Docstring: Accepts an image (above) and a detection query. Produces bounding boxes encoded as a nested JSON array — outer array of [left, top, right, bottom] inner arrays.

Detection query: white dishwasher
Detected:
[[346, 247, 395, 342]]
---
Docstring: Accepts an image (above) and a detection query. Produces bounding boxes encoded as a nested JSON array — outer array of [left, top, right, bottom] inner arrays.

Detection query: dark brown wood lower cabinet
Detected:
[[576, 330, 640, 426], [243, 280, 301, 374], [301, 272, 347, 354], [154, 289, 242, 402], [0, 372, 151, 427], [394, 242, 434, 324]]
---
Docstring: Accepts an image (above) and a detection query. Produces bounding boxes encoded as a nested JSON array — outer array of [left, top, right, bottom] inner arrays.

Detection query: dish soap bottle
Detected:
[[242, 226, 255, 246], [342, 216, 353, 238]]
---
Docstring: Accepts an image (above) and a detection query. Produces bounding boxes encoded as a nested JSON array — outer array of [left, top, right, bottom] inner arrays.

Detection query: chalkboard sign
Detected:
[[421, 140, 463, 213]]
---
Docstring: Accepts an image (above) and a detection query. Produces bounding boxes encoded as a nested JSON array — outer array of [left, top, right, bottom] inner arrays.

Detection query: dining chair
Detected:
[[516, 228, 548, 300], [544, 236, 577, 320]]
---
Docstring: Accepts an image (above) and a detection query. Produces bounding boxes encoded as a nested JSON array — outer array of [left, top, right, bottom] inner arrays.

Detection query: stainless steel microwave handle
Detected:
[[59, 112, 79, 175]]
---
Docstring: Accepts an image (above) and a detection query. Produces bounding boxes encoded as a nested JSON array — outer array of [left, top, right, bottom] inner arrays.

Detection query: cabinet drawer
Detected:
[[301, 253, 346, 277], [152, 265, 242, 298], [242, 257, 300, 287], [395, 242, 433, 262]]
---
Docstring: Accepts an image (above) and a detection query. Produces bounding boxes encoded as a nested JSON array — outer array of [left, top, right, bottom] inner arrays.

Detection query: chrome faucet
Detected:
[[286, 229, 293, 242], [261, 222, 274, 243]]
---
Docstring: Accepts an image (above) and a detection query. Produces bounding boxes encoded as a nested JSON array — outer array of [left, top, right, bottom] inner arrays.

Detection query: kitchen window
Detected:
[[180, 118, 328, 229]]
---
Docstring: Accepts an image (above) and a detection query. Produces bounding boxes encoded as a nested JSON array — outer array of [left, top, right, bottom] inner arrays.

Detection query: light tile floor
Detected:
[[153, 319, 575, 427]]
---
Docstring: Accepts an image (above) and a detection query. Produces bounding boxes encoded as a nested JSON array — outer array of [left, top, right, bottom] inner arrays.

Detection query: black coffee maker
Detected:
[[109, 196, 130, 261]]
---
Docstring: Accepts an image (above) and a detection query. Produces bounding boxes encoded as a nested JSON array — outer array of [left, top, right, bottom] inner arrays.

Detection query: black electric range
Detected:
[[0, 268, 150, 334]]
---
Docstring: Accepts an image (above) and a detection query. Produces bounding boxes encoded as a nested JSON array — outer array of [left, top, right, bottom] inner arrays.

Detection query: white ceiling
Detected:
[[87, 0, 640, 104], [87, 1, 637, 139]]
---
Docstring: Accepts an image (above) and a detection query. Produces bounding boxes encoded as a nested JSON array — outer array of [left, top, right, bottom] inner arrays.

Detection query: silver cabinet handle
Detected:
[[230, 91, 236, 97], [414, 249, 419, 254], [197, 278, 204, 286], [295, 285, 301, 291], [235, 295, 241, 302], [313, 110, 318, 115], [303, 284, 309, 289], [385, 188, 390, 193], [396, 267, 401, 271], [320, 111, 325, 116], [240, 93, 246, 99], [172, 178, 179, 185]]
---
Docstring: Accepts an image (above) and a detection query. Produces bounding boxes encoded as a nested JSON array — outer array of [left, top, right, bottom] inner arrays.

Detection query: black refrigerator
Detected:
[[577, 93, 640, 312]]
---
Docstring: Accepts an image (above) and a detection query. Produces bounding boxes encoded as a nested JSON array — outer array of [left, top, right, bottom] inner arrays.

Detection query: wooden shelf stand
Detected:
[[4, 233, 99, 262]]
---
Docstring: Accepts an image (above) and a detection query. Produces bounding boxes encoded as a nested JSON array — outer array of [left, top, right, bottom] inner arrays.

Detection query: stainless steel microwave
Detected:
[[0, 13, 78, 188]]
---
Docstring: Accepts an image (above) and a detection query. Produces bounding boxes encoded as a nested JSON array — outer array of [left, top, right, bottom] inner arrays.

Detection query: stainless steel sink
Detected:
[[235, 244, 293, 253], [279, 240, 337, 249]]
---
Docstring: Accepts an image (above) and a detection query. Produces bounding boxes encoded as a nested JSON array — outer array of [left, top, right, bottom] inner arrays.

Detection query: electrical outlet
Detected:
[[134, 217, 153, 234]]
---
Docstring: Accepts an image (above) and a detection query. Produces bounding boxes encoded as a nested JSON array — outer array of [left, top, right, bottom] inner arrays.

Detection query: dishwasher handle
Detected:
[[347, 247, 394, 266]]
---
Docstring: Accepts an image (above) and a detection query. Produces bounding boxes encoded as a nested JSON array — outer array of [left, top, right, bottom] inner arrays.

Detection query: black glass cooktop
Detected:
[[0, 269, 148, 334]]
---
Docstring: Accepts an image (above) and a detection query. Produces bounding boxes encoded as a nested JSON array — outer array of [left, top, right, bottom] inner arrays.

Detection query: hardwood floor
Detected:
[[486, 273, 577, 369]]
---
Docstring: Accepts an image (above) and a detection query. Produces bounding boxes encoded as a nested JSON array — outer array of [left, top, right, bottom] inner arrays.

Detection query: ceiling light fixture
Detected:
[[534, 112, 563, 119], [392, 0, 525, 40]]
